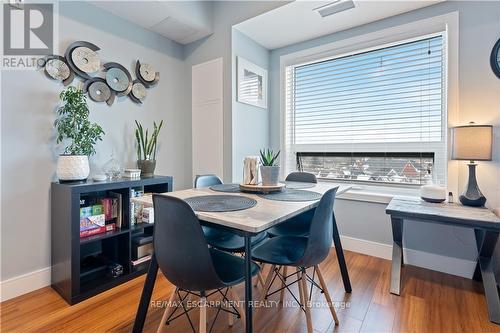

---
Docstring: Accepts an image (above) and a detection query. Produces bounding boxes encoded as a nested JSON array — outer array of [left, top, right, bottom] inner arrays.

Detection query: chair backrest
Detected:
[[194, 174, 223, 188], [286, 172, 317, 184], [152, 194, 224, 291], [296, 187, 338, 267]]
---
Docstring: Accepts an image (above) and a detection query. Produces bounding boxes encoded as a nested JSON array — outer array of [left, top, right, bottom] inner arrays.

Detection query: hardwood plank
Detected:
[[2, 250, 500, 333]]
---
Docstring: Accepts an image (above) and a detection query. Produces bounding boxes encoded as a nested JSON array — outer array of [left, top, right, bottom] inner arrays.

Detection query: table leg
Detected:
[[390, 217, 404, 295], [474, 229, 500, 324], [332, 213, 352, 293], [244, 235, 253, 333], [133, 254, 159, 333]]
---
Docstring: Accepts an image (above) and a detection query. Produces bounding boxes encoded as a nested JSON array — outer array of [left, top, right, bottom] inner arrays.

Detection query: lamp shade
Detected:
[[452, 125, 493, 161]]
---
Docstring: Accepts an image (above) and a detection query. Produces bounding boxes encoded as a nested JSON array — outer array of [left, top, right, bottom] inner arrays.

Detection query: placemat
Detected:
[[209, 183, 241, 193], [184, 195, 257, 212], [258, 189, 322, 202], [282, 181, 316, 189]]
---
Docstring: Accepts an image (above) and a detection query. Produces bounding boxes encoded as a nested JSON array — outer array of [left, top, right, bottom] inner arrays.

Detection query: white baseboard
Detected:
[[0, 267, 51, 302], [0, 236, 477, 302], [338, 235, 476, 279]]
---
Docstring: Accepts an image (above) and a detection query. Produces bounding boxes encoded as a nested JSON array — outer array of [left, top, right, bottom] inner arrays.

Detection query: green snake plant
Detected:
[[260, 149, 280, 166], [135, 120, 163, 160]]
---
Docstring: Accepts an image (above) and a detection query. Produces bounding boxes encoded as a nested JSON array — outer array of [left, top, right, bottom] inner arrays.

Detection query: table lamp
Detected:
[[451, 123, 493, 207]]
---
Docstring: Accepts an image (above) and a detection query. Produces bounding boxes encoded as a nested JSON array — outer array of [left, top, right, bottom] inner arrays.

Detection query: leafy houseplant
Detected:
[[259, 149, 281, 186], [55, 86, 104, 182], [135, 120, 163, 177]]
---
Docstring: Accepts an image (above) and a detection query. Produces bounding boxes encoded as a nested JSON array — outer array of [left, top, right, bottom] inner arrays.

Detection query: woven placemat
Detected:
[[282, 181, 316, 189], [184, 195, 257, 212], [258, 189, 322, 202], [209, 183, 241, 193]]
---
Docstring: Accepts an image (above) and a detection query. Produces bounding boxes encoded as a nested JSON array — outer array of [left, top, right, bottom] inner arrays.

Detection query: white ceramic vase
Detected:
[[56, 155, 90, 182]]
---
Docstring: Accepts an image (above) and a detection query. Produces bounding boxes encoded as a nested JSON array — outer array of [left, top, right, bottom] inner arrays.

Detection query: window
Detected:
[[284, 34, 446, 186]]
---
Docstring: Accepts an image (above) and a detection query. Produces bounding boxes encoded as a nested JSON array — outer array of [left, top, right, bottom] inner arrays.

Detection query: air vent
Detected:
[[314, 0, 355, 17]]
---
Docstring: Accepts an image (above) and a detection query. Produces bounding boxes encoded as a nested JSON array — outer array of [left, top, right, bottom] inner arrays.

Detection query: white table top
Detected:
[[132, 182, 350, 234]]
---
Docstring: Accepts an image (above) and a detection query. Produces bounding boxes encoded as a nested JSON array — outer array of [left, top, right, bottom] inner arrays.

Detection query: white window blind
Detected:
[[284, 35, 447, 185]]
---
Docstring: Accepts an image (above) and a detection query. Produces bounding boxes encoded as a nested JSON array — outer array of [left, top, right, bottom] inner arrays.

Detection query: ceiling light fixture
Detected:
[[314, 0, 355, 17]]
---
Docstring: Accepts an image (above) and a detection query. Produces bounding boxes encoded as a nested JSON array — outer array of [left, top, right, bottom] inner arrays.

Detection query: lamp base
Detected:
[[459, 163, 486, 207]]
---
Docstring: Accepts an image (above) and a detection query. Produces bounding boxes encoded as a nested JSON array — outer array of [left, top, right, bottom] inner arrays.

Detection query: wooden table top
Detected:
[[386, 196, 500, 231], [132, 182, 351, 234]]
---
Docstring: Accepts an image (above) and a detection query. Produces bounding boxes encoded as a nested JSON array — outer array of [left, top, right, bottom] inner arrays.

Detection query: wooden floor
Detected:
[[1, 249, 499, 333]]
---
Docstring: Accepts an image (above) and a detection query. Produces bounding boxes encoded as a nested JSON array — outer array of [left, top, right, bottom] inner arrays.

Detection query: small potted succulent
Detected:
[[260, 149, 280, 186], [135, 120, 163, 177], [55, 87, 105, 182]]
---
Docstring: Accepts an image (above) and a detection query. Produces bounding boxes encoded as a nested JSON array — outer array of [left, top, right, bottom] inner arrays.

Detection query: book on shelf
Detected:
[[80, 223, 116, 238], [131, 254, 152, 266], [108, 191, 123, 228]]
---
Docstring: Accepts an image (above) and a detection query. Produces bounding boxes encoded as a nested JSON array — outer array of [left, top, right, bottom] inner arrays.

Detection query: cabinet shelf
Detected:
[[51, 175, 172, 305]]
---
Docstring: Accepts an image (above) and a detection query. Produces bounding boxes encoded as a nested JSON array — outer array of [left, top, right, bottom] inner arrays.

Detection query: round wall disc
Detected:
[[45, 59, 70, 81], [131, 82, 147, 100], [139, 63, 156, 82], [71, 46, 100, 73], [106, 67, 130, 92], [88, 81, 111, 102]]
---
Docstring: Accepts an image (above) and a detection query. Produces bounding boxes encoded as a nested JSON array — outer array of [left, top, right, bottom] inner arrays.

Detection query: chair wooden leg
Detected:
[[199, 295, 207, 333], [156, 287, 179, 333], [261, 264, 277, 302], [280, 266, 288, 306], [300, 269, 314, 333], [228, 286, 245, 325], [315, 265, 339, 325], [296, 267, 303, 304]]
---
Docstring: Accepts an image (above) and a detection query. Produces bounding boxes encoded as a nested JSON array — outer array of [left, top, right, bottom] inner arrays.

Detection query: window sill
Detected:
[[320, 180, 421, 204]]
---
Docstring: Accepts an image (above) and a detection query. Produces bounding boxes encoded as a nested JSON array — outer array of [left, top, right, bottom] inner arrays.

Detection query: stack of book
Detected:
[[79, 193, 122, 238]]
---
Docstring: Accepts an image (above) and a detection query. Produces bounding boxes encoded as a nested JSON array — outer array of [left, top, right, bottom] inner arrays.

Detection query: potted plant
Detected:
[[135, 120, 163, 177], [55, 87, 105, 182], [260, 149, 280, 186]]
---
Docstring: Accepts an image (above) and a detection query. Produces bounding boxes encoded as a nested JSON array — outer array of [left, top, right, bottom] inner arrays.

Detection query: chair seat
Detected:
[[210, 248, 260, 286], [267, 209, 315, 238], [251, 236, 308, 266], [203, 226, 267, 252]]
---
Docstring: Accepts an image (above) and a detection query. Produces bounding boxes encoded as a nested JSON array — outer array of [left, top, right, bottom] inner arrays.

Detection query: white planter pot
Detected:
[[56, 155, 90, 182]]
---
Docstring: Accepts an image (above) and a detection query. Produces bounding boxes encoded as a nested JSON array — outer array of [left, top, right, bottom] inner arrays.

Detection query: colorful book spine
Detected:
[[80, 223, 116, 238]]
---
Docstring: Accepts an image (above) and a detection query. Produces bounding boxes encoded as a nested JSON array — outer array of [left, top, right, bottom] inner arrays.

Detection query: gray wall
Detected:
[[0, 2, 191, 280], [183, 1, 286, 183], [267, 1, 500, 271], [231, 28, 270, 183]]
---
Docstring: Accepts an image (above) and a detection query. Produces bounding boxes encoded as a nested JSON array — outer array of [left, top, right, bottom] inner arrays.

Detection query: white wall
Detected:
[[231, 28, 270, 182], [0, 2, 191, 284]]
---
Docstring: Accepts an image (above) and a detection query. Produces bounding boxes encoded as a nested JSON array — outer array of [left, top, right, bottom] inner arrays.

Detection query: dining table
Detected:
[[131, 181, 352, 333]]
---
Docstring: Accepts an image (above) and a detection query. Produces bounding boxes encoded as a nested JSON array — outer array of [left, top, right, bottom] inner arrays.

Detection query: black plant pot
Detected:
[[137, 160, 156, 178]]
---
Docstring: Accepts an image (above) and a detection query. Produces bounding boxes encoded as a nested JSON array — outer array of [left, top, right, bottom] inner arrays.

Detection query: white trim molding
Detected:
[[0, 267, 51, 302]]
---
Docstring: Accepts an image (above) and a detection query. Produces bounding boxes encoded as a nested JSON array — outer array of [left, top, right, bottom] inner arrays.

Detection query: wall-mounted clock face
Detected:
[[45, 59, 71, 81], [71, 47, 101, 74]]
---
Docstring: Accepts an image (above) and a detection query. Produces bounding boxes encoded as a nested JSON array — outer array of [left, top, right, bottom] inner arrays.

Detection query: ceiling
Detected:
[[235, 0, 445, 50], [90, 1, 213, 45]]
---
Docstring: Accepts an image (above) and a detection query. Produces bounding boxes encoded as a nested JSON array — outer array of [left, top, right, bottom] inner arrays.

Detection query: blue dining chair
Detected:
[[153, 194, 259, 333], [267, 172, 318, 238], [194, 174, 268, 253], [251, 187, 340, 333]]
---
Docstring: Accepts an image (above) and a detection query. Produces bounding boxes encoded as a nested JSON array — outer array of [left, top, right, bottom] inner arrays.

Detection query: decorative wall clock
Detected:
[[130, 80, 147, 104], [104, 62, 132, 96], [136, 60, 159, 87], [40, 55, 74, 86], [41, 41, 160, 106], [65, 41, 101, 79], [491, 38, 500, 79], [83, 77, 114, 106]]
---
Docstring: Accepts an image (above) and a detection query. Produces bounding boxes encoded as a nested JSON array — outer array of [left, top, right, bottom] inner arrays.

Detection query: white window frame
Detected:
[[279, 12, 459, 193]]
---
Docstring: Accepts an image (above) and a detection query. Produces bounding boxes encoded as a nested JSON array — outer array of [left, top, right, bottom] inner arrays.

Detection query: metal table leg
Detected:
[[244, 235, 253, 333], [133, 254, 159, 333], [474, 229, 500, 324], [390, 217, 404, 295], [332, 213, 352, 293]]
